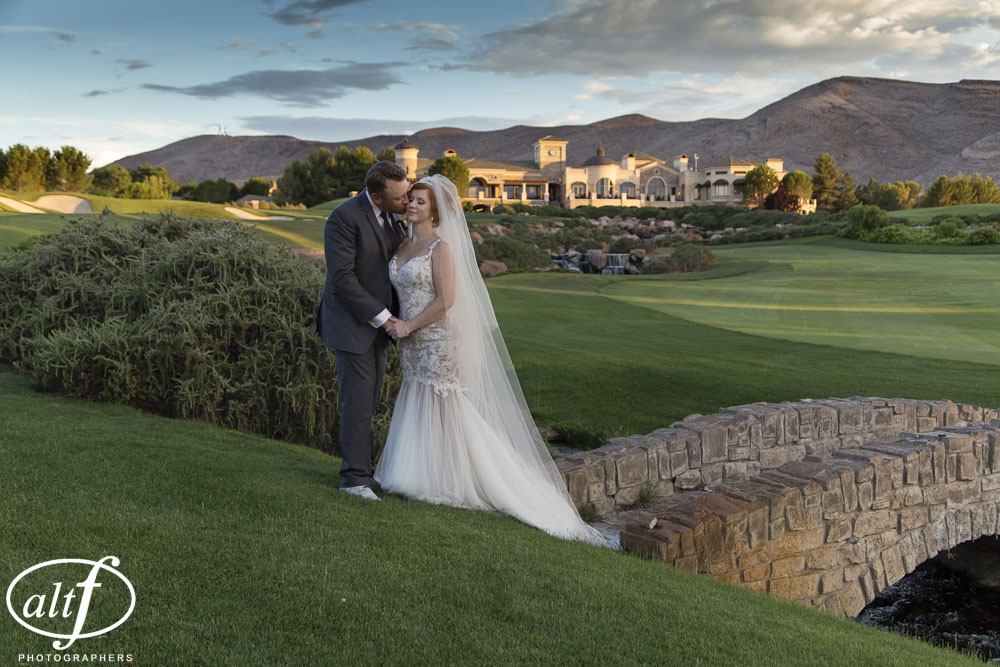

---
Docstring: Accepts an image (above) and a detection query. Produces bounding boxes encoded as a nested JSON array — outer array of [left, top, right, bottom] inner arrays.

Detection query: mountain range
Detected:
[[113, 76, 1000, 187]]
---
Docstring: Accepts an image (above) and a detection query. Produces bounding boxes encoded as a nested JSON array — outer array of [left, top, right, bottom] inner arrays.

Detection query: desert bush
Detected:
[[671, 244, 716, 272], [641, 258, 679, 274], [932, 217, 964, 239], [966, 226, 1000, 245], [0, 213, 396, 453], [474, 235, 551, 269], [864, 223, 917, 244], [838, 205, 891, 239]]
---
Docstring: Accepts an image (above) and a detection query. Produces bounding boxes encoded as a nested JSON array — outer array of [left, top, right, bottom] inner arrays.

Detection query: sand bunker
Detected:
[[225, 206, 294, 221], [34, 195, 92, 213], [0, 195, 45, 213], [0, 194, 92, 214]]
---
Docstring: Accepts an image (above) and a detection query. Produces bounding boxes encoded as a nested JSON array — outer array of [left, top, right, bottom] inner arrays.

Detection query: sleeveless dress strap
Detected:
[[428, 238, 441, 252]]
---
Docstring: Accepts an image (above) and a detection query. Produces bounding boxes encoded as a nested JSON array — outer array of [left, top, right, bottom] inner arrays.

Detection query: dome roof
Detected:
[[395, 137, 417, 150], [583, 145, 617, 167]]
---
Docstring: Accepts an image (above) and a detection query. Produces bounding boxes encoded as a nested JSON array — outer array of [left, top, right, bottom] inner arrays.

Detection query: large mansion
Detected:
[[395, 136, 805, 210]]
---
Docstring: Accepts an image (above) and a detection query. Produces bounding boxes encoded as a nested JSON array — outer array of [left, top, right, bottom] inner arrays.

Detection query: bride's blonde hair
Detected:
[[408, 182, 439, 227]]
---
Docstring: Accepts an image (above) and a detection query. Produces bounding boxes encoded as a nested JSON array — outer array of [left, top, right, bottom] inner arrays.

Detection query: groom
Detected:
[[316, 161, 410, 501]]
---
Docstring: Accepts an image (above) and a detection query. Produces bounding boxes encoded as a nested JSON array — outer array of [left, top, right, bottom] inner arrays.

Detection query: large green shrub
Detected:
[[838, 205, 891, 239], [0, 213, 398, 454], [967, 226, 1000, 245], [474, 235, 551, 269]]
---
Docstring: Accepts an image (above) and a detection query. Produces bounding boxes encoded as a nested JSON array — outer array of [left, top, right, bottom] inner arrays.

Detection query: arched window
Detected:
[[571, 181, 587, 198], [647, 177, 666, 200], [713, 179, 729, 198], [468, 177, 487, 198], [619, 182, 636, 198], [596, 178, 612, 198]]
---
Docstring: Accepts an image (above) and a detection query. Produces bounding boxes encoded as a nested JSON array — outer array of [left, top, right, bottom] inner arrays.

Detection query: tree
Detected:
[[763, 187, 800, 212], [89, 164, 132, 196], [276, 150, 333, 207], [812, 153, 842, 211], [52, 146, 91, 191], [376, 146, 395, 163], [189, 178, 238, 203], [239, 177, 272, 197], [835, 172, 858, 211], [923, 173, 1000, 207], [856, 179, 923, 211], [124, 163, 178, 199], [2, 144, 47, 191], [780, 170, 813, 202], [428, 155, 470, 195], [741, 164, 779, 209]]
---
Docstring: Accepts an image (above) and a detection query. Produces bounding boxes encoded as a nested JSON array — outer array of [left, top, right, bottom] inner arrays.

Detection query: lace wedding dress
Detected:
[[374, 231, 605, 546]]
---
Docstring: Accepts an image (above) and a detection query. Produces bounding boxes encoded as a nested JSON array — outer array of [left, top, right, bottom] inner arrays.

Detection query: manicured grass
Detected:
[[0, 366, 978, 665], [0, 212, 134, 249], [306, 198, 348, 215], [489, 251, 1000, 439], [888, 203, 1000, 223], [598, 236, 1000, 365]]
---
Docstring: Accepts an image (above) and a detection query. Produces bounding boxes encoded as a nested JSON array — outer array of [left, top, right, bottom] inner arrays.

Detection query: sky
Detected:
[[2, 0, 999, 168]]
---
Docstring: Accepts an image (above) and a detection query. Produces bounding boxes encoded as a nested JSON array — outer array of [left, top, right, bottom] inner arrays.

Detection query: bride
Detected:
[[373, 175, 606, 546]]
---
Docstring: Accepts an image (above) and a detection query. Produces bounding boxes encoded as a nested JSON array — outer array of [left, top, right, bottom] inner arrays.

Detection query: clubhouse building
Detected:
[[395, 136, 812, 211]]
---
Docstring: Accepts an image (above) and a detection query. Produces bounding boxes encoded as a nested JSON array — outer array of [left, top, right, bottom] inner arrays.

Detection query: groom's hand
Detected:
[[383, 316, 400, 340]]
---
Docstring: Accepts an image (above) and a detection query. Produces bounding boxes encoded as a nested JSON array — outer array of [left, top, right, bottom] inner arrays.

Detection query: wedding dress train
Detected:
[[374, 233, 605, 546]]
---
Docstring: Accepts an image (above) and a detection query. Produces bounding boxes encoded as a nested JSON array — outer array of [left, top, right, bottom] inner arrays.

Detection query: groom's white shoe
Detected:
[[341, 485, 380, 501]]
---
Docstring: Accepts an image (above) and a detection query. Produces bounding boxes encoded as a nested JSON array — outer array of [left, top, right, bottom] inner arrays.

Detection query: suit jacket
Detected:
[[316, 190, 405, 354]]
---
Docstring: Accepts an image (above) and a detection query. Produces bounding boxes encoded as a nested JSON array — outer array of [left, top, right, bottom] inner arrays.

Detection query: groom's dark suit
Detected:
[[316, 190, 405, 487]]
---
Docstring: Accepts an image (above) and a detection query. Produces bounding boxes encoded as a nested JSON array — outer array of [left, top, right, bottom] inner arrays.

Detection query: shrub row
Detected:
[[0, 213, 398, 455]]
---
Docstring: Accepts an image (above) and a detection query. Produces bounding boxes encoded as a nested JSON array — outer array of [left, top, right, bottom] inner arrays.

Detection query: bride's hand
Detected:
[[386, 319, 409, 340]]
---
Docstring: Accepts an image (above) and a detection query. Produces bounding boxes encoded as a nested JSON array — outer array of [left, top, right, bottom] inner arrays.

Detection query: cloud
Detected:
[[406, 37, 455, 51], [258, 49, 278, 57], [83, 90, 110, 97], [268, 0, 367, 27], [465, 0, 1000, 79], [118, 59, 152, 70], [307, 29, 323, 39], [223, 38, 254, 50], [0, 25, 78, 42], [142, 63, 403, 107], [239, 114, 521, 140], [91, 48, 102, 55]]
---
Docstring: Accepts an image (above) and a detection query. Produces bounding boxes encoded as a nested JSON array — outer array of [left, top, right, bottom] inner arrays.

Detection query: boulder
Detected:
[[587, 249, 607, 271], [624, 265, 639, 275], [479, 260, 507, 277], [630, 248, 647, 261], [470, 231, 484, 244]]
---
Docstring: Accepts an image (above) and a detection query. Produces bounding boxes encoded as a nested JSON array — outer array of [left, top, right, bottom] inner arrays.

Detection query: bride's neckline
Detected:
[[393, 238, 440, 269]]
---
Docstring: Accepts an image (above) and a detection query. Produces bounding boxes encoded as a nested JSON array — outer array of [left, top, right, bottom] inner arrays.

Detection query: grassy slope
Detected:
[[888, 203, 1000, 223], [598, 236, 1000, 365], [0, 367, 976, 666], [492, 270, 1000, 440]]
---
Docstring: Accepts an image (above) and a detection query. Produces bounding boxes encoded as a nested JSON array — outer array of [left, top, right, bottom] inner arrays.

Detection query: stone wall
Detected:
[[616, 421, 1000, 617], [554, 397, 998, 516]]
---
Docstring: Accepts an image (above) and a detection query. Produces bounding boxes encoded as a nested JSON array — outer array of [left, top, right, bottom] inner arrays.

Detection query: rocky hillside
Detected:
[[113, 77, 1000, 186]]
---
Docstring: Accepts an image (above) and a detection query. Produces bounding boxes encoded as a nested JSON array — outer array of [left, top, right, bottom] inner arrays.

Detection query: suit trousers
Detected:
[[334, 338, 389, 487]]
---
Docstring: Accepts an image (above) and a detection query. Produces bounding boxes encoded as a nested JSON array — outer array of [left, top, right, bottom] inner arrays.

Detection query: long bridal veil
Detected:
[[418, 175, 600, 537]]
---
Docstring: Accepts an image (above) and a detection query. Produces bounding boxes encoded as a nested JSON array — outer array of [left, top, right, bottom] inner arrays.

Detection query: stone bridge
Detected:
[[554, 397, 1000, 617]]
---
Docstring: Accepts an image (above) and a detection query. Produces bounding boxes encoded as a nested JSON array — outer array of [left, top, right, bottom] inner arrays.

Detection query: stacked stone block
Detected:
[[614, 419, 1000, 617], [554, 397, 997, 517]]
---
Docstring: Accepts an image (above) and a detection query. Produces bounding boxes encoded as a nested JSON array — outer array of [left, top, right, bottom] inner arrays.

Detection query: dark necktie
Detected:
[[380, 211, 400, 255]]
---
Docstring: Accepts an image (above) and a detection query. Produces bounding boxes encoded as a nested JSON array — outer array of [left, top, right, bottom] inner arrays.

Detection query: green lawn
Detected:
[[888, 202, 1000, 223], [0, 366, 977, 666], [490, 238, 1000, 440], [598, 236, 1000, 365], [0, 212, 135, 248]]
